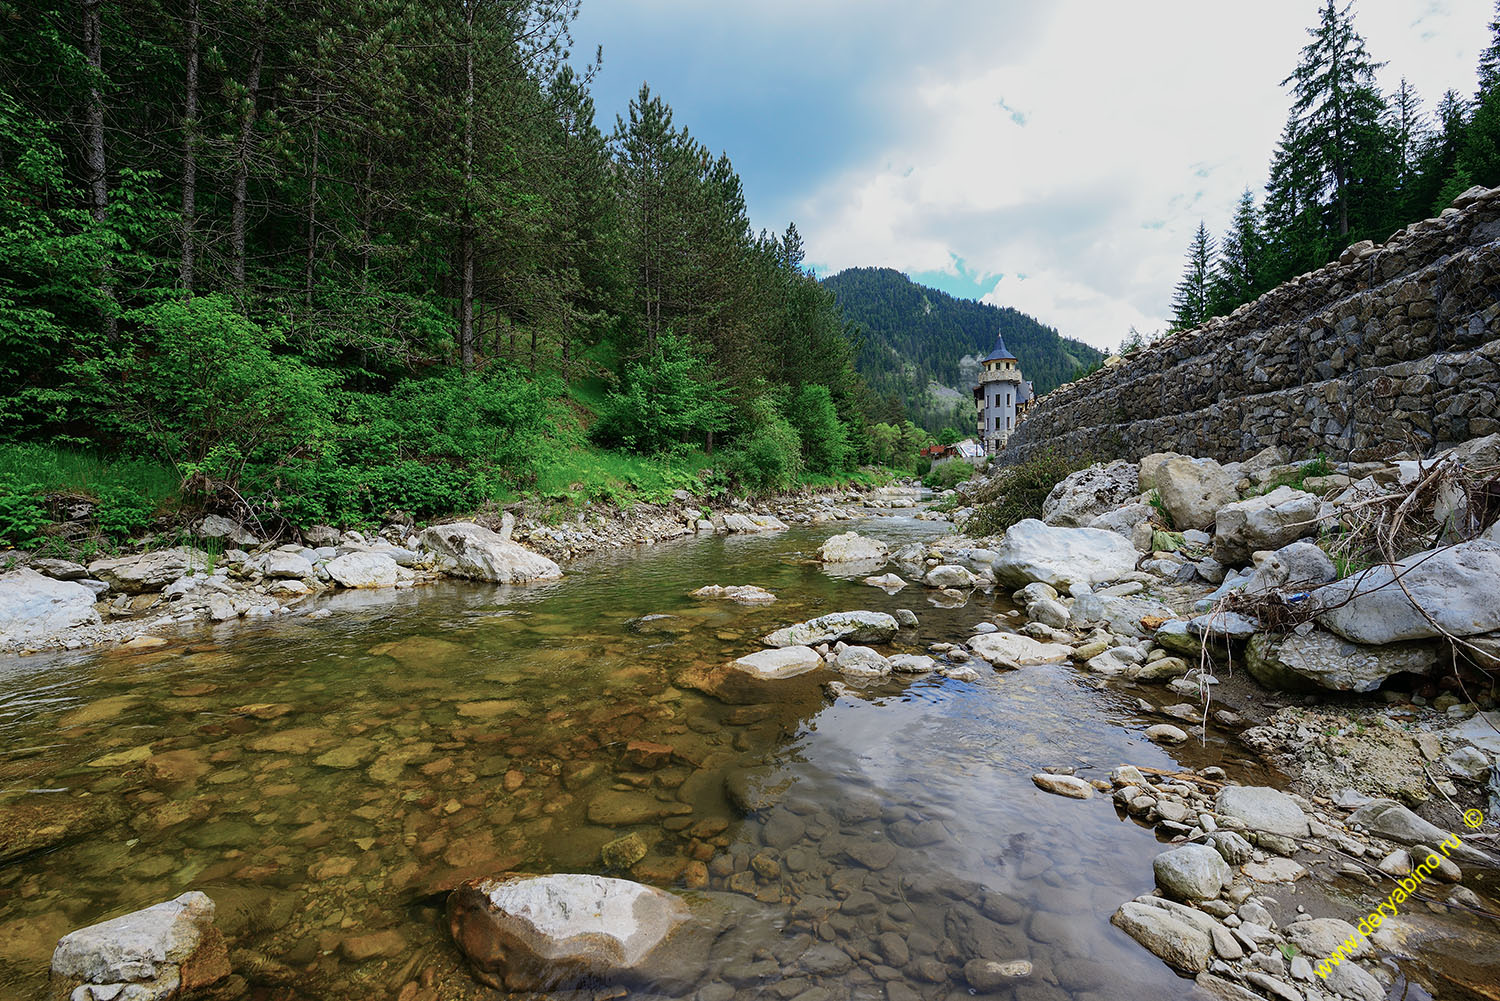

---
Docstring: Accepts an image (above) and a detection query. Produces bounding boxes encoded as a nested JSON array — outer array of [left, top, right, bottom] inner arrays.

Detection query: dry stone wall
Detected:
[[1001, 185, 1500, 465]]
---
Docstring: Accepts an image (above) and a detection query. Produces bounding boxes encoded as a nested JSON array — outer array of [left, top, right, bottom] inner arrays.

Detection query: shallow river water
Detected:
[[0, 512, 1474, 1001]]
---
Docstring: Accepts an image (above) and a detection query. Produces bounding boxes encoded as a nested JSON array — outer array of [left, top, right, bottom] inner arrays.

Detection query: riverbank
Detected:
[[0, 477, 930, 656]]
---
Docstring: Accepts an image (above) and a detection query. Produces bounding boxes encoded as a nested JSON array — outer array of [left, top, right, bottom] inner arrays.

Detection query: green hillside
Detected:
[[822, 268, 1104, 432]]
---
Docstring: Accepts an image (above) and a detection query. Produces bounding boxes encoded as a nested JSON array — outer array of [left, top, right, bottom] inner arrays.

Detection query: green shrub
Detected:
[[92, 484, 154, 540], [788, 385, 849, 474], [727, 398, 803, 493], [922, 458, 974, 490], [966, 447, 1093, 536], [0, 475, 47, 547], [591, 331, 731, 455]]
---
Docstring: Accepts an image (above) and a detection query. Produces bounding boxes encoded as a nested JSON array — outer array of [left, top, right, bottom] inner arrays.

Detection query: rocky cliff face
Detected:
[[1003, 185, 1500, 464]]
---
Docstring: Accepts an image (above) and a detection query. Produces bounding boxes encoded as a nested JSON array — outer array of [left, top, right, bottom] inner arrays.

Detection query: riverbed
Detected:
[[0, 511, 1470, 1000]]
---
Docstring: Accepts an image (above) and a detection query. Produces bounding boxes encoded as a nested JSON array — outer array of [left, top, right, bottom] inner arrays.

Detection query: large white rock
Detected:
[[0, 568, 99, 646], [1214, 785, 1309, 837], [447, 873, 691, 991], [1138, 452, 1185, 492], [87, 549, 202, 594], [195, 514, 258, 547], [968, 631, 1072, 668], [833, 645, 893, 677], [1111, 899, 1214, 972], [1042, 460, 1140, 527], [1312, 540, 1500, 644], [258, 552, 315, 580], [51, 891, 229, 1001], [417, 521, 562, 584], [1088, 501, 1155, 540], [325, 551, 400, 589], [1212, 486, 1320, 564], [722, 513, 788, 533], [732, 646, 823, 680], [991, 519, 1140, 588], [1155, 457, 1239, 531], [924, 564, 980, 588], [1346, 799, 1493, 865], [1242, 541, 1336, 595], [1245, 630, 1438, 693], [763, 611, 899, 648], [1153, 844, 1232, 901], [817, 532, 888, 563]]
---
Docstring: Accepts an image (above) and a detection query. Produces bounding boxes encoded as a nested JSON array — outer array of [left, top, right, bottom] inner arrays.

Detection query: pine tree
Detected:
[[1479, 1, 1500, 96], [1459, 4, 1500, 190], [1170, 221, 1214, 331], [1210, 189, 1267, 315], [1278, 0, 1386, 241]]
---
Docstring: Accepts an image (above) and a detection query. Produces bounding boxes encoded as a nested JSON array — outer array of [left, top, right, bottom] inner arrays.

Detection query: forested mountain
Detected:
[[1167, 0, 1500, 332], [823, 268, 1104, 432], [0, 0, 895, 532]]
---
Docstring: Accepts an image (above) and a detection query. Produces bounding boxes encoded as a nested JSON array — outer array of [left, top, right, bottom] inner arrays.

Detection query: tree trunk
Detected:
[[304, 88, 322, 308], [82, 0, 115, 339], [231, 13, 266, 290], [179, 0, 200, 295], [459, 0, 475, 372]]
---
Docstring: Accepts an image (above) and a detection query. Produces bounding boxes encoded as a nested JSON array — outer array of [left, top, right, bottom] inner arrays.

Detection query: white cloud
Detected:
[[795, 0, 1490, 351]]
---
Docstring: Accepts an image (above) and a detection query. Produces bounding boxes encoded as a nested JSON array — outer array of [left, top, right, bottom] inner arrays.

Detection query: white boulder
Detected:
[[0, 568, 100, 647], [817, 532, 888, 563], [51, 891, 230, 1001], [691, 585, 776, 604], [87, 549, 202, 594], [833, 645, 893, 677], [732, 646, 823, 680], [990, 519, 1140, 588], [1155, 457, 1239, 531], [1212, 486, 1320, 564], [763, 611, 899, 648], [325, 552, 399, 589], [447, 873, 691, 991], [417, 521, 562, 584], [1245, 630, 1438, 693], [924, 564, 980, 588], [968, 631, 1072, 668], [1313, 540, 1500, 644], [1042, 461, 1142, 527], [722, 513, 788, 533]]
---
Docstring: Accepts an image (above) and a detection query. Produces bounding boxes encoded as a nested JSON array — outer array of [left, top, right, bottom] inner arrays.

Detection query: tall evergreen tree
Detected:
[[1479, 1, 1500, 96], [1210, 190, 1267, 315], [1458, 4, 1500, 191], [1170, 221, 1214, 331]]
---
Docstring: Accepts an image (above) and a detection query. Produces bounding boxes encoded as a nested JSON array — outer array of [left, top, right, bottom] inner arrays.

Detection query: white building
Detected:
[[972, 333, 1033, 455]]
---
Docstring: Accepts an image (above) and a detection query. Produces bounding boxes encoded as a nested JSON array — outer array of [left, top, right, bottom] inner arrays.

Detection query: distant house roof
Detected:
[[982, 333, 1017, 363]]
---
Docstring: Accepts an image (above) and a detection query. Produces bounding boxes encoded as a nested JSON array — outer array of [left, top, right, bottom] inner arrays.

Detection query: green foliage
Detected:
[[789, 384, 849, 474], [0, 444, 178, 503], [92, 484, 154, 541], [726, 398, 803, 494], [591, 331, 731, 455], [1148, 489, 1176, 530], [966, 448, 1093, 536], [0, 475, 47, 548], [1170, 221, 1215, 331], [937, 426, 964, 446], [922, 458, 974, 490]]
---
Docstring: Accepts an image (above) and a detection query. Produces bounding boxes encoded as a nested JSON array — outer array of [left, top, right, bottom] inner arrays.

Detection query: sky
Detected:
[[570, 1, 1493, 351]]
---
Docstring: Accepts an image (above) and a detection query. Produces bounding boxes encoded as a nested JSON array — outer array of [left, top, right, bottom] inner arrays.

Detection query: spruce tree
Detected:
[[1170, 221, 1214, 331], [1211, 190, 1266, 315]]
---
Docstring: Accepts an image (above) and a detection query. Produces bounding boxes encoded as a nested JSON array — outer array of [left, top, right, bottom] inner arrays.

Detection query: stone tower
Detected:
[[973, 333, 1033, 455]]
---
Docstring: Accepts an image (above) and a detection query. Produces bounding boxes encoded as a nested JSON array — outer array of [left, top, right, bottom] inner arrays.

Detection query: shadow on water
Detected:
[[0, 513, 1482, 1001]]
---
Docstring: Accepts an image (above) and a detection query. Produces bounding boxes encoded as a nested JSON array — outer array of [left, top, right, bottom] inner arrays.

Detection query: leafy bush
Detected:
[[0, 475, 47, 547], [591, 331, 731, 455], [92, 484, 154, 540], [966, 447, 1093, 536], [727, 398, 802, 493], [788, 385, 849, 474], [922, 458, 974, 490]]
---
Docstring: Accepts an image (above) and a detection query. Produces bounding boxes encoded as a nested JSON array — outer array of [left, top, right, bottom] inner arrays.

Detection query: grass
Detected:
[[0, 443, 180, 503], [1251, 452, 1336, 496]]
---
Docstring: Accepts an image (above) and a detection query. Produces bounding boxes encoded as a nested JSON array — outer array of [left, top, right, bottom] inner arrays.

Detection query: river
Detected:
[[0, 510, 1468, 1000]]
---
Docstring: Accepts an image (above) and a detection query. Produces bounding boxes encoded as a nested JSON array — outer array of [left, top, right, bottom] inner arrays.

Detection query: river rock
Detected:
[[732, 646, 822, 680], [1089, 501, 1155, 539], [968, 631, 1071, 668], [990, 519, 1140, 588], [833, 645, 892, 677], [1285, 917, 1368, 959], [964, 958, 1033, 990], [417, 522, 562, 584], [763, 611, 898, 647], [817, 532, 888, 563], [1214, 785, 1309, 837], [1242, 541, 1336, 595], [29, 558, 89, 581], [692, 585, 776, 604], [924, 564, 979, 588], [1347, 799, 1492, 865], [0, 568, 100, 647], [722, 513, 788, 533], [50, 891, 230, 1001], [1213, 487, 1320, 564], [1032, 773, 1093, 799], [196, 514, 258, 546], [1043, 460, 1141, 527], [1111, 900, 1213, 972], [1138, 452, 1184, 492], [0, 796, 126, 865], [889, 654, 935, 673], [1155, 457, 1239, 531], [447, 873, 691, 991], [87, 549, 200, 594], [325, 552, 399, 588], [1245, 630, 1438, 693], [863, 573, 907, 590], [258, 552, 315, 580], [1312, 540, 1500, 644], [1154, 844, 1232, 901]]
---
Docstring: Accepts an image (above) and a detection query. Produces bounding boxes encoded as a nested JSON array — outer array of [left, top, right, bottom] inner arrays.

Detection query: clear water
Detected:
[[0, 514, 1478, 1000]]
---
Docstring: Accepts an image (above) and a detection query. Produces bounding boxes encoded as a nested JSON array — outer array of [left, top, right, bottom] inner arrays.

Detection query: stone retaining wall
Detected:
[[1001, 186, 1500, 465]]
